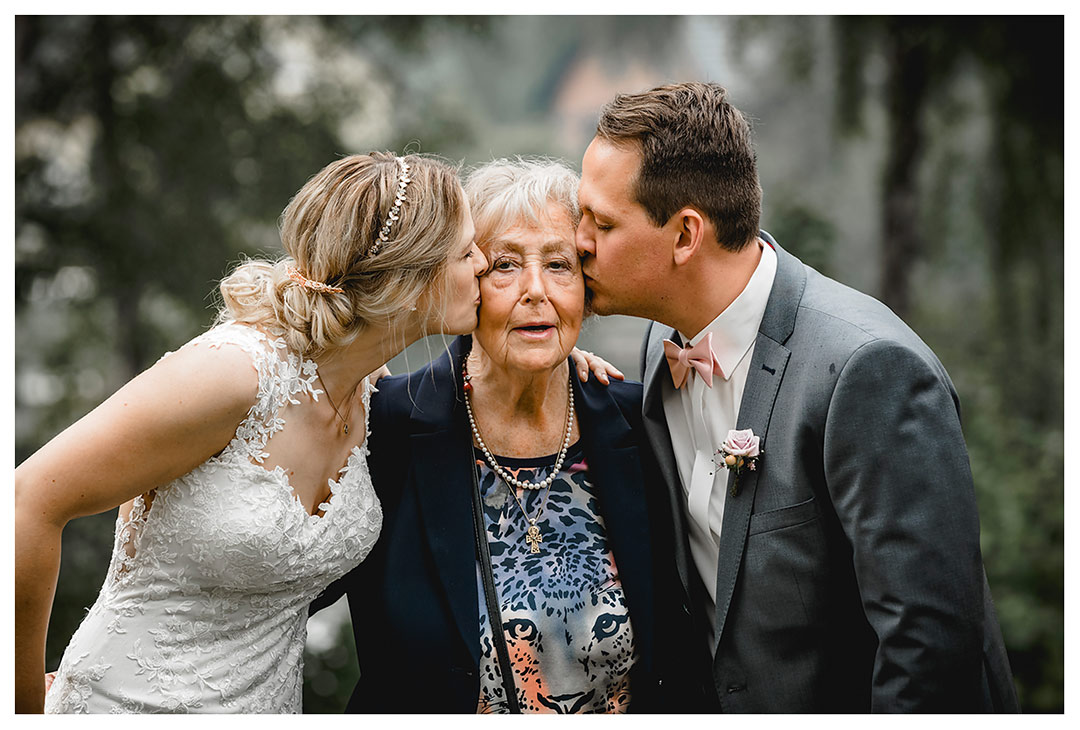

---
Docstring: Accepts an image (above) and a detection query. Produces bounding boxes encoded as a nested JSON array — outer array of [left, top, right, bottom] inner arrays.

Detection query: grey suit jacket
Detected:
[[640, 233, 1018, 712]]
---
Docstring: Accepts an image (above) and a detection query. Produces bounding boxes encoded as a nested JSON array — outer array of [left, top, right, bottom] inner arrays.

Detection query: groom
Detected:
[[576, 82, 1018, 712]]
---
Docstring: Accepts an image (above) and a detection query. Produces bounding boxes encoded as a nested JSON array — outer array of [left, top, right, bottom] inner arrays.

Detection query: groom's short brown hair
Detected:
[[596, 82, 761, 252]]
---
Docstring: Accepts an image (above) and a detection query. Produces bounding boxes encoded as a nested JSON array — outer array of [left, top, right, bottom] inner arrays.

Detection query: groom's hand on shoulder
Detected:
[[571, 348, 624, 385]]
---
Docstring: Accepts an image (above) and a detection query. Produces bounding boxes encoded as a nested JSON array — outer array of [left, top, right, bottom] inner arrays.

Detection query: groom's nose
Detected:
[[575, 219, 595, 258]]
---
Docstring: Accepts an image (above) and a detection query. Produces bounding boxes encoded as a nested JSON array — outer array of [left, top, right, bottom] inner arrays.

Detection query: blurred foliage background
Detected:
[[14, 15, 1062, 713]]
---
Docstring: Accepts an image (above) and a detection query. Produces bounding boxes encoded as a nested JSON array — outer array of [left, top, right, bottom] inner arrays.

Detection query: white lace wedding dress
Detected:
[[44, 323, 383, 713]]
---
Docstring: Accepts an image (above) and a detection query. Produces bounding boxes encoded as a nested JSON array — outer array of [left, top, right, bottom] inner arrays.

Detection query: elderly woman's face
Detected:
[[474, 204, 584, 375]]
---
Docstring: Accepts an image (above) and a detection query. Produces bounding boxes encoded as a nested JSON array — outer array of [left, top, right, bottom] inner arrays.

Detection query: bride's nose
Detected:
[[472, 242, 488, 275]]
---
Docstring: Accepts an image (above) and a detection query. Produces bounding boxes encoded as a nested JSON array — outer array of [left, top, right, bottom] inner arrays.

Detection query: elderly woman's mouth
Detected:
[[512, 323, 556, 339]]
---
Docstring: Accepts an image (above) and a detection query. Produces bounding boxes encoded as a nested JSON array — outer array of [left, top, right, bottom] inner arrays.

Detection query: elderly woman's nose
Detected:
[[520, 263, 547, 301]]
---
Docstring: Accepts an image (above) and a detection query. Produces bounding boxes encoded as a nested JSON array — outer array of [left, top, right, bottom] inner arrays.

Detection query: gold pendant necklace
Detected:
[[316, 371, 356, 435], [525, 523, 543, 553]]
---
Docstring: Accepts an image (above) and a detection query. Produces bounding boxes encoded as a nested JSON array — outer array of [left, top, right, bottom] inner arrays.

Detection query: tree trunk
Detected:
[[879, 22, 930, 320], [89, 18, 145, 380]]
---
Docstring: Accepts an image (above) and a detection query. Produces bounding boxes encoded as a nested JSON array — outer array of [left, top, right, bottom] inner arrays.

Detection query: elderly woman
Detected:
[[313, 159, 692, 713]]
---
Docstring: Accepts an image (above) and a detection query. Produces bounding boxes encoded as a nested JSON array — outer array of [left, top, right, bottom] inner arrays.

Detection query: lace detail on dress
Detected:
[[189, 323, 322, 465], [107, 494, 149, 588], [44, 322, 382, 714]]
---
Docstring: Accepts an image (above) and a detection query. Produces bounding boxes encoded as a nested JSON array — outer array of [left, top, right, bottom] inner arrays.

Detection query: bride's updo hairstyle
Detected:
[[217, 152, 467, 357]]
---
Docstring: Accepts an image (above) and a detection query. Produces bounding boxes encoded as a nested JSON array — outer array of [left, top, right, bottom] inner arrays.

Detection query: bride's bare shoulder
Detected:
[[148, 329, 262, 413]]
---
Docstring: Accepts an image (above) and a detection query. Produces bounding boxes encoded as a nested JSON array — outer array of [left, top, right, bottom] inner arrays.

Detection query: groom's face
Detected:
[[576, 137, 672, 319]]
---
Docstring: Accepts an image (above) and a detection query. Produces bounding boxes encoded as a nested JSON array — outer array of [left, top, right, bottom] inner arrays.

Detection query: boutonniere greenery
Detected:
[[716, 428, 761, 497]]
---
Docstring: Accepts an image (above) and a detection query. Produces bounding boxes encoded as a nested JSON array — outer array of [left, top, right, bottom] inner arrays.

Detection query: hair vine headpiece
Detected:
[[287, 266, 345, 294], [368, 157, 412, 258]]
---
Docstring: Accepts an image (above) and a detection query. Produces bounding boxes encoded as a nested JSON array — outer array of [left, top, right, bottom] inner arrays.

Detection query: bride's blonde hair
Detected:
[[217, 152, 467, 357]]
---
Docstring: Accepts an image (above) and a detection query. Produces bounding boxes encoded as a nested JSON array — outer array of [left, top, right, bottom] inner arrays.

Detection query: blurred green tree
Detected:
[[16, 17, 344, 384]]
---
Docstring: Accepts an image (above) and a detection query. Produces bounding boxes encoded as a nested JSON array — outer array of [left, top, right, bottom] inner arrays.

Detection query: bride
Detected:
[[13, 152, 488, 713]]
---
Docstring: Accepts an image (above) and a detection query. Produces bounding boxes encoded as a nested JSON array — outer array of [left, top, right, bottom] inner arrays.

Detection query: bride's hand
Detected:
[[44, 672, 55, 693], [369, 365, 391, 382], [570, 348, 624, 385]]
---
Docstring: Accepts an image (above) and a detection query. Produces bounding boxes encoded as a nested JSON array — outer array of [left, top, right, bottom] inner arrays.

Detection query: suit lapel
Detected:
[[712, 234, 806, 658], [410, 337, 482, 665], [642, 323, 693, 596], [573, 376, 656, 673], [710, 336, 789, 655]]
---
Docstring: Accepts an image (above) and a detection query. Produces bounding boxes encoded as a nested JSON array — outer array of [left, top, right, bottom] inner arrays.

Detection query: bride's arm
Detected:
[[14, 343, 256, 713]]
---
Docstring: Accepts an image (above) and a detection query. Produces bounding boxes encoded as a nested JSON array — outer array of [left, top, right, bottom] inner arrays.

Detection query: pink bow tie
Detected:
[[663, 333, 724, 389]]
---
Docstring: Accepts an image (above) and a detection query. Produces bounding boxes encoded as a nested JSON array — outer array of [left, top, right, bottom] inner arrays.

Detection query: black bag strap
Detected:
[[470, 454, 521, 713]]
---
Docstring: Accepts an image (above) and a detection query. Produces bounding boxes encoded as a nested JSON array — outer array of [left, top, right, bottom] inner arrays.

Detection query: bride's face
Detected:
[[419, 204, 487, 336]]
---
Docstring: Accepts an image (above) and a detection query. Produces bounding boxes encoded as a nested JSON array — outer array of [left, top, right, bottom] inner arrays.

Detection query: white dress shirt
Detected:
[[661, 240, 777, 652]]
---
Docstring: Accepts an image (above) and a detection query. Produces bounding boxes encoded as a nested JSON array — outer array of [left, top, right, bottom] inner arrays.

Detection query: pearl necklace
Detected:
[[463, 363, 575, 492]]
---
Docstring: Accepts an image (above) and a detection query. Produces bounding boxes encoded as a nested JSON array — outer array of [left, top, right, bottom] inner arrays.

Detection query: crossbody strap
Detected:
[[470, 454, 521, 713]]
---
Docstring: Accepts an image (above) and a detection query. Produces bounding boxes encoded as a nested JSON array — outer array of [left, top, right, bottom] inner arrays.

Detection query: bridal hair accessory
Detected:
[[664, 333, 724, 389], [369, 158, 412, 258], [287, 267, 345, 294], [463, 358, 575, 553], [716, 428, 761, 497]]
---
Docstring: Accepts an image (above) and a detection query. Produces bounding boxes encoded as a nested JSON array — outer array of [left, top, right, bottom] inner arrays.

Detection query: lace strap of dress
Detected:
[[182, 321, 274, 383], [180, 322, 320, 462], [360, 376, 377, 442]]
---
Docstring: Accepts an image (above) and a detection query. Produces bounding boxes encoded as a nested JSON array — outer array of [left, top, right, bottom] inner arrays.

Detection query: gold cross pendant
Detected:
[[525, 523, 542, 553]]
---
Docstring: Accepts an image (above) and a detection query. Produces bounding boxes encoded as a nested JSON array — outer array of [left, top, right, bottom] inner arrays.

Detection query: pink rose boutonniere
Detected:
[[716, 428, 762, 497]]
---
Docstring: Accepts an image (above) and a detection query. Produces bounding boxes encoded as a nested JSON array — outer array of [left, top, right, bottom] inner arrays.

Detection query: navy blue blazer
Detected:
[[313, 335, 695, 713]]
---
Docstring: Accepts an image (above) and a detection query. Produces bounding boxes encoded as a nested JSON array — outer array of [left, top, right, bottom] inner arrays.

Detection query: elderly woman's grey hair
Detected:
[[464, 157, 581, 247]]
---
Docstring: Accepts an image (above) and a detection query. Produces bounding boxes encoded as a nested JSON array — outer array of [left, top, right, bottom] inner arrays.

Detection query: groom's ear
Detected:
[[671, 207, 707, 267]]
